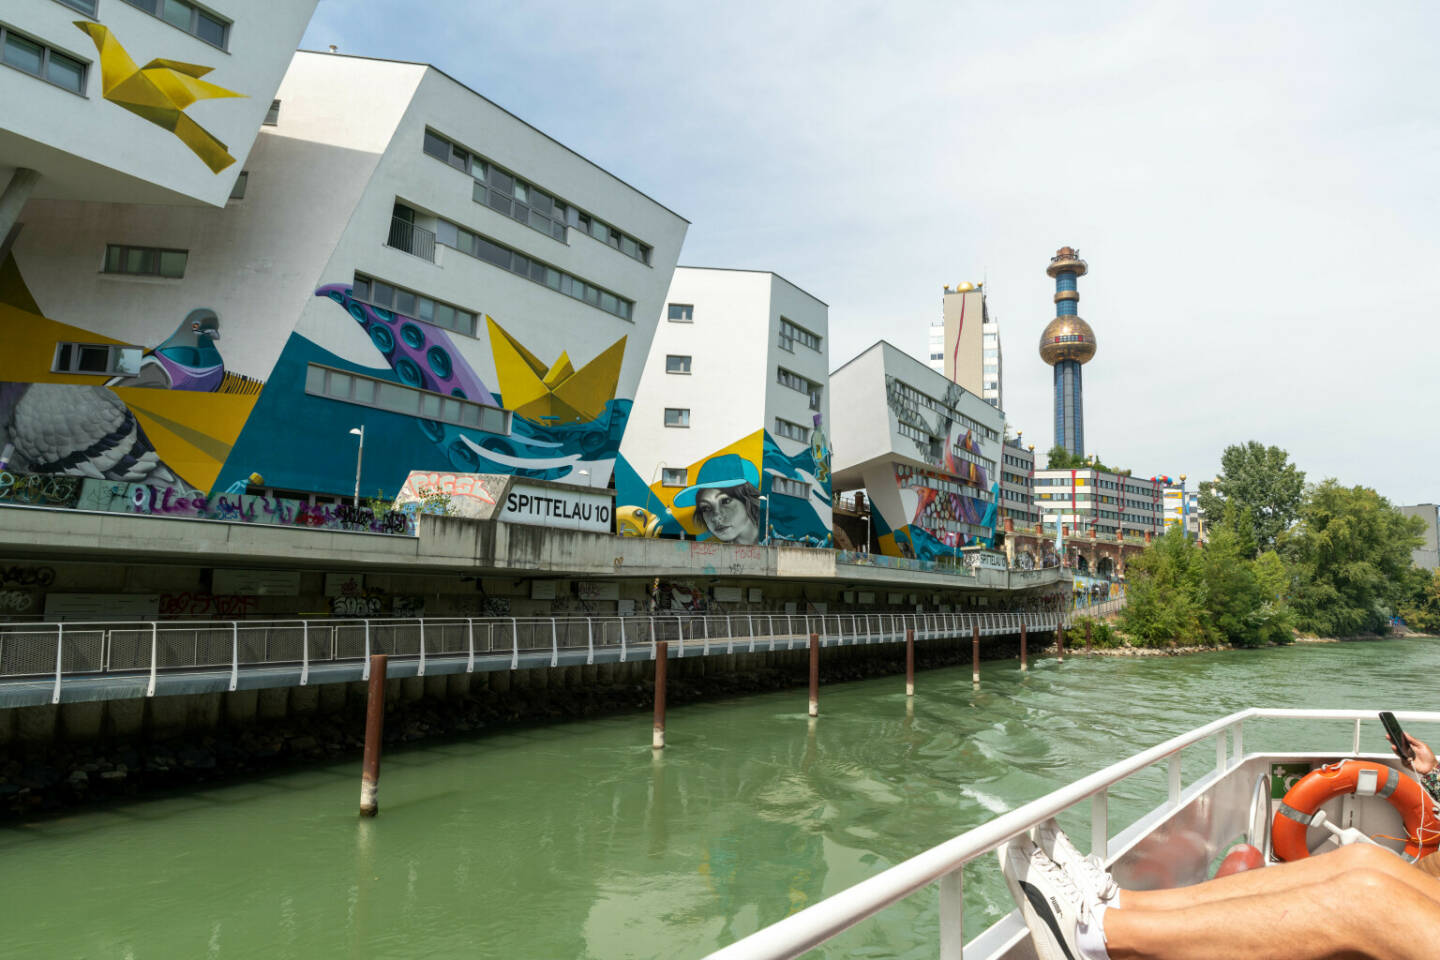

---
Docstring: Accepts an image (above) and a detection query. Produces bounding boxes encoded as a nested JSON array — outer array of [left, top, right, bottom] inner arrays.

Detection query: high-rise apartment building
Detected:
[[940, 281, 1001, 409], [926, 318, 944, 375]]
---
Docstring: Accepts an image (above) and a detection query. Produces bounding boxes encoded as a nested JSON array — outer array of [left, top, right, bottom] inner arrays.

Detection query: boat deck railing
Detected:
[[704, 708, 1440, 960], [0, 609, 1071, 704]]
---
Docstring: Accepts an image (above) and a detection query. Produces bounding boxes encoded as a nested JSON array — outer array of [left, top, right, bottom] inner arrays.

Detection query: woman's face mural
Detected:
[[671, 453, 764, 546], [696, 486, 760, 544]]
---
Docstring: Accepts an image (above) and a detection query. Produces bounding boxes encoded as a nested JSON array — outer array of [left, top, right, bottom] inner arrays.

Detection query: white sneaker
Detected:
[[1035, 819, 1119, 905], [998, 834, 1086, 960]]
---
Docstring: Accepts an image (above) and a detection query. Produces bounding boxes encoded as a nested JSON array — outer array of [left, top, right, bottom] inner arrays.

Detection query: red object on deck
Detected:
[[1214, 844, 1265, 878]]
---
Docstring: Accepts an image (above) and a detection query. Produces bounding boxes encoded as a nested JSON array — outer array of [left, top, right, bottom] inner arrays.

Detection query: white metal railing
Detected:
[[0, 610, 1074, 703], [704, 709, 1440, 960]]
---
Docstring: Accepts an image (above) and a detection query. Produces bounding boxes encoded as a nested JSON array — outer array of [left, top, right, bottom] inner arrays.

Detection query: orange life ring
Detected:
[[1272, 759, 1440, 861]]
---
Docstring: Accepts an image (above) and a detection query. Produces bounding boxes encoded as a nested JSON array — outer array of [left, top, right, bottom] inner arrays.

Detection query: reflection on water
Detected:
[[2, 639, 1437, 959]]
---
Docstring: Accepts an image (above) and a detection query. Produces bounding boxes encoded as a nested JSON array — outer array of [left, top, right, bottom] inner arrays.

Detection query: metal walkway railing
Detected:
[[0, 610, 1072, 704]]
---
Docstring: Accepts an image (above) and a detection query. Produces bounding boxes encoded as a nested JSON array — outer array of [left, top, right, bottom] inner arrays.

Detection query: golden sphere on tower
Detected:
[[1038, 316, 1097, 365]]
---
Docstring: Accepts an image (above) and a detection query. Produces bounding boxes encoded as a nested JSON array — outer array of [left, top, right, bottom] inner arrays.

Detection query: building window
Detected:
[[667, 303, 693, 323], [771, 476, 810, 499], [263, 99, 280, 125], [661, 468, 686, 487], [424, 128, 652, 265], [352, 273, 478, 337], [778, 318, 822, 352], [102, 244, 187, 278], [777, 366, 822, 409], [773, 417, 809, 443], [121, 0, 229, 49], [665, 355, 691, 374], [664, 408, 690, 428], [434, 217, 634, 321], [303, 364, 510, 434], [53, 342, 142, 376], [0, 25, 88, 95], [228, 171, 248, 200], [53, 0, 99, 16]]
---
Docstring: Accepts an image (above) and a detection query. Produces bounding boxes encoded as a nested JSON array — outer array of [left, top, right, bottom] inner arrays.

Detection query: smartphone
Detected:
[[1380, 711, 1415, 762]]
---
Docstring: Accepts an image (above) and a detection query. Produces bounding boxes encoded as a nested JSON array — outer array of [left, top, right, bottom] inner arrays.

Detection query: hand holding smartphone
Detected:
[[1380, 711, 1415, 763]]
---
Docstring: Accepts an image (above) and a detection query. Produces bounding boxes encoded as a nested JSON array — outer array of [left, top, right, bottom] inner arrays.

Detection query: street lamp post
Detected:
[[759, 495, 770, 546], [864, 510, 872, 554], [348, 426, 365, 507]]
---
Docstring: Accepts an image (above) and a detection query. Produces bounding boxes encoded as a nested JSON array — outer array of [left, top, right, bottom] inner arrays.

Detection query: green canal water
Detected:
[[4, 638, 1439, 959]]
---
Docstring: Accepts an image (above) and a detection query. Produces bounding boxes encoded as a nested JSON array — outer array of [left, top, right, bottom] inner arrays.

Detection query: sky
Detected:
[[301, 1, 1438, 504]]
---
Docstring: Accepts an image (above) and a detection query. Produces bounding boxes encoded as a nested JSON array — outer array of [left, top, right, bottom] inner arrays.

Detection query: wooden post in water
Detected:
[[1057, 625, 1065, 662], [1085, 620, 1093, 656], [808, 633, 820, 718], [972, 624, 981, 684], [359, 654, 387, 817], [653, 641, 668, 749], [1020, 623, 1028, 671], [905, 628, 915, 697]]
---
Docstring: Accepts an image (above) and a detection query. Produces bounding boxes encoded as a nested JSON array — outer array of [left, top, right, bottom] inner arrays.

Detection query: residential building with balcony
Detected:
[[0, 49, 689, 506], [617, 267, 831, 546], [830, 341, 1003, 561]]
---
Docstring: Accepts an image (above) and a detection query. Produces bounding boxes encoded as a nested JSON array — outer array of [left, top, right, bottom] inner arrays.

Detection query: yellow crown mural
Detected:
[[74, 22, 245, 174], [486, 317, 625, 425]]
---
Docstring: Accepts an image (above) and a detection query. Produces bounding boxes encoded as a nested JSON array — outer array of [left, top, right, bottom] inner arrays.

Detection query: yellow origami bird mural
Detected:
[[486, 317, 626, 425], [74, 22, 245, 174]]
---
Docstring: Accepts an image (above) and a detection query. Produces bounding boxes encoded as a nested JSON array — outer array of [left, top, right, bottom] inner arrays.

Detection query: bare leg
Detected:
[[1106, 866, 1440, 960], [1122, 844, 1440, 911]]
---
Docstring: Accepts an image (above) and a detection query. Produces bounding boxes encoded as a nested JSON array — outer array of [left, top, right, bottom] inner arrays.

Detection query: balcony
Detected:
[[386, 216, 436, 263]]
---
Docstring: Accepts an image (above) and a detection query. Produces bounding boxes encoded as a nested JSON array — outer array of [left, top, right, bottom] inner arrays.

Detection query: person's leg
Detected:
[[1121, 844, 1440, 912], [1104, 866, 1440, 960]]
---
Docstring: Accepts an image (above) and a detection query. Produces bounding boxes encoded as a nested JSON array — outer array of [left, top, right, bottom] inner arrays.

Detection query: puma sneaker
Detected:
[[1035, 819, 1120, 905], [998, 834, 1086, 960]]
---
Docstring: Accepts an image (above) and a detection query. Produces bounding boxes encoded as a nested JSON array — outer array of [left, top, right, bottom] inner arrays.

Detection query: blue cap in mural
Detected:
[[672, 454, 761, 507]]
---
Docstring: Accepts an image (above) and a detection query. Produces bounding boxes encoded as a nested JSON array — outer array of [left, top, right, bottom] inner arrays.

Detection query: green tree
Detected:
[[1282, 480, 1424, 636], [1119, 527, 1207, 647], [1400, 569, 1440, 634], [1045, 445, 1127, 475], [1198, 441, 1305, 555]]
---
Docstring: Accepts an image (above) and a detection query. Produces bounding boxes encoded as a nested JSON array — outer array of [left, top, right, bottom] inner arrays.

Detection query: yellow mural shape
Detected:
[[0, 303, 129, 385], [74, 22, 244, 174], [111, 387, 258, 492], [486, 317, 625, 425]]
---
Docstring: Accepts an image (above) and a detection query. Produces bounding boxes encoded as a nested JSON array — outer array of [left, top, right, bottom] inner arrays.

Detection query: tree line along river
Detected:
[[0, 637, 1434, 959]]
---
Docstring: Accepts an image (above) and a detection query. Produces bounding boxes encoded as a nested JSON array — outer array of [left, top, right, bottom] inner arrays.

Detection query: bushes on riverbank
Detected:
[[1119, 442, 1426, 648]]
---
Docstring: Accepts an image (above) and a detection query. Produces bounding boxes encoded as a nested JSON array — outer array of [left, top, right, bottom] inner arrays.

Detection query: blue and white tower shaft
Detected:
[[1038, 246, 1097, 457]]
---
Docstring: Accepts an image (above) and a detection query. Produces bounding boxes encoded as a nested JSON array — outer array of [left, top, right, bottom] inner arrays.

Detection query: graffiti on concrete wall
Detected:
[[0, 471, 81, 507], [158, 593, 260, 618], [0, 589, 35, 612], [0, 565, 56, 588]]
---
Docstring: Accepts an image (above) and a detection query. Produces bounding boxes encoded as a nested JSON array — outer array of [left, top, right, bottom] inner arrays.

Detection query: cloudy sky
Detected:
[[303, 1, 1436, 503]]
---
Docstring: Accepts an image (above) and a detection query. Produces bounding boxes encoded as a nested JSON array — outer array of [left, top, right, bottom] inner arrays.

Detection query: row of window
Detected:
[[423, 129, 652, 265], [55, 0, 98, 15], [887, 377, 998, 441], [352, 273, 479, 338], [2, 23, 87, 95], [1002, 453, 1031, 468], [122, 0, 230, 50], [778, 318, 821, 353], [53, 341, 141, 376], [104, 243, 187, 278], [304, 364, 510, 435], [777, 367, 822, 409], [771, 476, 810, 499], [435, 217, 634, 321], [773, 417, 809, 443]]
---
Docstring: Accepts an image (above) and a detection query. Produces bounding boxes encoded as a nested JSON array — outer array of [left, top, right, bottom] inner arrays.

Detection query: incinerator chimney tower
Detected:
[[1038, 246, 1096, 457]]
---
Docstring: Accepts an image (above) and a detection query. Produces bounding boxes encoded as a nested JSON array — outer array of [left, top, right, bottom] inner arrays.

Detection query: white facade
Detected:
[[0, 0, 316, 208], [1, 50, 688, 504], [998, 438, 1037, 526], [618, 267, 832, 546], [939, 282, 1000, 409], [926, 317, 944, 374], [831, 341, 1003, 560], [1401, 503, 1439, 570], [1034, 468, 1165, 539]]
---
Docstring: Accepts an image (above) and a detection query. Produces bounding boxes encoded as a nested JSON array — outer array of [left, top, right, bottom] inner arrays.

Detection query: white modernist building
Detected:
[[0, 0, 316, 227], [830, 341, 1003, 561], [998, 437, 1038, 527], [0, 49, 688, 508], [617, 267, 832, 547], [1033, 467, 1165, 541]]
